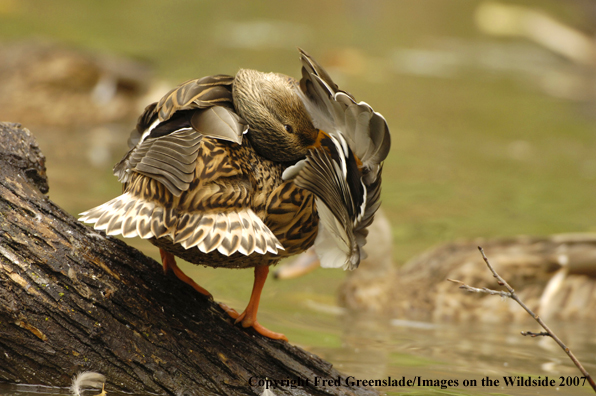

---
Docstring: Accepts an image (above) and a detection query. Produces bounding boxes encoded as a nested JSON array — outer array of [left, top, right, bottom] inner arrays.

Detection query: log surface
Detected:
[[0, 122, 377, 396]]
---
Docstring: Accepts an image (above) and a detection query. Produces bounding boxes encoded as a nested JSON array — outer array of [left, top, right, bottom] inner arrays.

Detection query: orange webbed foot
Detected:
[[161, 251, 286, 341], [234, 311, 288, 341], [249, 321, 288, 342]]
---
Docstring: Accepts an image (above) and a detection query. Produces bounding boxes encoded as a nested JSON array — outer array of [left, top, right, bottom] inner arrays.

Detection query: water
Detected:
[[1, 0, 596, 395], [2, 310, 595, 395]]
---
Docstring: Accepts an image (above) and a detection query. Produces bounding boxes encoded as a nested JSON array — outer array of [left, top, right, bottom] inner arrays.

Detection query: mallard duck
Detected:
[[337, 230, 596, 323], [399, 234, 596, 323], [80, 49, 391, 340], [277, 209, 596, 323]]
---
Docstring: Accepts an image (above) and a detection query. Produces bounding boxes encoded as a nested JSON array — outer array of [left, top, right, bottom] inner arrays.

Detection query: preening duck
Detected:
[[80, 48, 391, 341]]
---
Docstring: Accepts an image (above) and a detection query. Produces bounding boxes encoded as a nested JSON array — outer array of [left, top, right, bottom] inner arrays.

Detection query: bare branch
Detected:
[[521, 331, 550, 337], [448, 247, 596, 393], [447, 278, 511, 298]]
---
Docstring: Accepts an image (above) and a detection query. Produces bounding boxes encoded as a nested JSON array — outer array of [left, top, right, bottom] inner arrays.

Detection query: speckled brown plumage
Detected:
[[138, 136, 319, 269], [81, 49, 390, 340]]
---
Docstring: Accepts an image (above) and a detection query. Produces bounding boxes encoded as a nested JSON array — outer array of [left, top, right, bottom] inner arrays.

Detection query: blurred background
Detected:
[[1, 0, 596, 395]]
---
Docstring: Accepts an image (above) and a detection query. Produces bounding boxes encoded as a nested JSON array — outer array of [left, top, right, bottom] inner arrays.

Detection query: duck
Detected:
[[276, 209, 596, 323], [399, 233, 596, 323], [80, 48, 391, 341]]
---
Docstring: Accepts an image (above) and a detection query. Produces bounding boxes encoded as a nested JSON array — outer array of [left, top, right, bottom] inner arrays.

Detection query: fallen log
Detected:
[[0, 122, 377, 396]]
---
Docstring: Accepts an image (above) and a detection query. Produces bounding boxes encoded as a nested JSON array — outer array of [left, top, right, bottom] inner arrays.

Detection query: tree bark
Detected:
[[0, 122, 378, 396]]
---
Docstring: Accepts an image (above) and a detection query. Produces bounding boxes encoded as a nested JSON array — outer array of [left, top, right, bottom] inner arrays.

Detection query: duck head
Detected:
[[233, 69, 319, 163]]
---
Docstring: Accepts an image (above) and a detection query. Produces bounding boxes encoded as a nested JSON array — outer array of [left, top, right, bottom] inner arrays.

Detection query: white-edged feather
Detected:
[[238, 209, 257, 255], [313, 198, 355, 270], [294, 49, 391, 270], [138, 118, 163, 144], [281, 158, 308, 181], [80, 196, 283, 257], [198, 213, 227, 253], [70, 371, 106, 396]]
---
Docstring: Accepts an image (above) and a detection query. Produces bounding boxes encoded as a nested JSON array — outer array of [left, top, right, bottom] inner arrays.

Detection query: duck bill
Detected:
[[308, 129, 330, 149]]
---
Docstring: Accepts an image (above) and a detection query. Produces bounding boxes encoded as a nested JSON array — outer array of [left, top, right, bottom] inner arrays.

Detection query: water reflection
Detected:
[[317, 313, 596, 395]]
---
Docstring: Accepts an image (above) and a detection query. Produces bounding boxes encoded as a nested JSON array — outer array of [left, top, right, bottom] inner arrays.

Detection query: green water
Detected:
[[1, 0, 596, 395]]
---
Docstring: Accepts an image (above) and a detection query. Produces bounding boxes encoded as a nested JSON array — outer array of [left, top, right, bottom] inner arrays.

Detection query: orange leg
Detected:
[[235, 265, 288, 341], [160, 249, 239, 315], [160, 248, 211, 297]]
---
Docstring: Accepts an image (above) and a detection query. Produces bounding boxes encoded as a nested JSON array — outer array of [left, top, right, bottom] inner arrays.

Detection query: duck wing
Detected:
[[81, 75, 282, 257], [287, 49, 391, 270], [115, 75, 247, 197]]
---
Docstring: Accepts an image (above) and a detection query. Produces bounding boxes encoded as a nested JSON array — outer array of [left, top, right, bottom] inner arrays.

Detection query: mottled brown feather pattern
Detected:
[[157, 75, 235, 121], [121, 137, 318, 268], [266, 181, 319, 256], [81, 68, 320, 267], [82, 54, 383, 271], [115, 76, 245, 197], [78, 50, 390, 341], [233, 69, 318, 163]]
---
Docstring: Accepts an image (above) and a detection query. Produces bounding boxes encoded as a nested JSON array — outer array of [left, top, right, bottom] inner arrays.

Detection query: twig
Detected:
[[449, 247, 596, 393], [520, 331, 549, 337], [446, 279, 511, 298]]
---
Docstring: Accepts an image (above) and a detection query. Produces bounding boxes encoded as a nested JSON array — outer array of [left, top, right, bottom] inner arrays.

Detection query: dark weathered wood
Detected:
[[0, 122, 378, 396]]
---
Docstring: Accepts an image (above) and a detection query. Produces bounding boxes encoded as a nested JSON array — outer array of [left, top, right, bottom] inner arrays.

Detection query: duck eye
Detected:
[[284, 124, 294, 134]]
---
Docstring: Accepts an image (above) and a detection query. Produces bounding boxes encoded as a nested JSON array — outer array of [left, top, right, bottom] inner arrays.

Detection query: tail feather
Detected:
[[150, 206, 168, 238], [136, 203, 155, 239], [173, 213, 198, 244], [238, 210, 257, 255], [181, 215, 212, 249], [106, 212, 124, 236], [80, 194, 283, 257], [121, 199, 144, 238], [218, 211, 242, 255], [198, 213, 228, 254]]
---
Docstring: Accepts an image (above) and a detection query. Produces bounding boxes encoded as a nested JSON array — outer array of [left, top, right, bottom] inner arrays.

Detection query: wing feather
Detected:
[[298, 48, 391, 170], [291, 49, 391, 269], [113, 75, 246, 197], [289, 142, 360, 269]]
